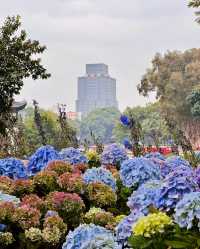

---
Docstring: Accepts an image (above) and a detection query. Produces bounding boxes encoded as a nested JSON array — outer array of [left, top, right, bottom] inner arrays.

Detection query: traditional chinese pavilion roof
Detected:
[[11, 100, 27, 113]]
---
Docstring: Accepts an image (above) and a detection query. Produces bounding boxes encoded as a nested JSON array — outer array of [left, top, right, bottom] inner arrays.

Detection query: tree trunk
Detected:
[[182, 119, 200, 149]]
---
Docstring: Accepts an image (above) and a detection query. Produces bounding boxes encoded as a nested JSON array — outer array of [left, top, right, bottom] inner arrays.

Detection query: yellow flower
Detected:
[[132, 212, 172, 238]]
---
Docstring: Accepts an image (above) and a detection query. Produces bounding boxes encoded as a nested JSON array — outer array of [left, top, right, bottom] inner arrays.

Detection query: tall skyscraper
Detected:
[[76, 63, 118, 117]]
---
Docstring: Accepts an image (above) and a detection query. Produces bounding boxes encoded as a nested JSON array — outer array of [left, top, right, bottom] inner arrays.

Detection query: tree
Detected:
[[188, 0, 200, 23], [80, 108, 120, 144], [137, 49, 200, 147], [0, 15, 50, 135]]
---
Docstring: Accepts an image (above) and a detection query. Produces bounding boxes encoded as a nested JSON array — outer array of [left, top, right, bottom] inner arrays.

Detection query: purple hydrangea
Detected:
[[174, 192, 200, 230], [120, 158, 161, 188], [59, 147, 88, 165], [149, 158, 171, 178], [157, 168, 198, 212], [0, 158, 27, 179], [144, 152, 165, 161], [127, 180, 162, 215], [62, 224, 120, 249], [27, 145, 59, 176], [45, 210, 59, 218], [116, 212, 143, 245], [101, 144, 128, 166], [83, 167, 117, 191]]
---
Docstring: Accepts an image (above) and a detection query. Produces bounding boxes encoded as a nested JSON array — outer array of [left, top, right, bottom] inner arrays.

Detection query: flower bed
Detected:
[[0, 148, 200, 248]]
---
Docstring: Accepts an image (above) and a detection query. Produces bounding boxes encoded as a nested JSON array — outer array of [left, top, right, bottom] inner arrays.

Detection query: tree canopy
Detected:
[[0, 15, 50, 135], [138, 49, 200, 146]]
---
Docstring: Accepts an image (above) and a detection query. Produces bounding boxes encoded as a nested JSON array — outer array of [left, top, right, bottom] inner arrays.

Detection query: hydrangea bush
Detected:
[[101, 144, 128, 166], [120, 158, 161, 188], [62, 224, 120, 249], [83, 167, 117, 191], [27, 145, 59, 176], [59, 147, 87, 165], [0, 158, 27, 179]]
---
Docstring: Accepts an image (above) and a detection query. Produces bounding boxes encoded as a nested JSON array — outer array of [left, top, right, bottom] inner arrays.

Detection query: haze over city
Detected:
[[0, 0, 199, 111]]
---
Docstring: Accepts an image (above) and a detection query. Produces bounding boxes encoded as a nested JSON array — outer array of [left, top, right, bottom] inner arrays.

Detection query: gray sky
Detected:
[[0, 0, 199, 112]]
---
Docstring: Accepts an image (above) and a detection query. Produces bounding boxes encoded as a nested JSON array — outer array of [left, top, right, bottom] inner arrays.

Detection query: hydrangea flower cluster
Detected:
[[27, 145, 59, 176], [59, 147, 88, 165], [157, 168, 198, 211], [116, 212, 143, 244], [166, 156, 191, 168], [144, 152, 165, 161], [83, 167, 117, 191], [148, 158, 172, 178], [122, 138, 133, 150], [194, 166, 200, 187], [0, 232, 14, 246], [127, 180, 162, 215], [62, 224, 120, 249], [101, 144, 128, 166], [0, 158, 27, 179], [0, 191, 20, 206], [120, 158, 161, 188], [174, 192, 200, 230], [120, 115, 131, 127], [132, 212, 172, 238]]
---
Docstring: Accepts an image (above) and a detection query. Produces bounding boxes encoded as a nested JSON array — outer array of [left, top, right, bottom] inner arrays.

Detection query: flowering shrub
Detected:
[[194, 166, 200, 187], [103, 165, 120, 180], [157, 168, 198, 211], [62, 224, 119, 249], [27, 145, 59, 176], [21, 194, 44, 211], [43, 215, 67, 236], [144, 152, 165, 161], [120, 158, 161, 188], [127, 180, 162, 215], [12, 204, 41, 230], [11, 179, 34, 197], [73, 163, 88, 174], [101, 144, 128, 166], [0, 202, 15, 223], [166, 156, 191, 168], [86, 151, 101, 168], [42, 226, 61, 245], [59, 147, 88, 165], [84, 207, 114, 227], [0, 176, 13, 194], [87, 182, 117, 208], [0, 158, 27, 179], [116, 212, 143, 244], [33, 170, 59, 195], [0, 192, 20, 206], [0, 232, 14, 246], [45, 191, 85, 227], [58, 172, 85, 194], [83, 167, 117, 191], [132, 212, 172, 238], [46, 160, 72, 176], [25, 227, 43, 242], [174, 192, 200, 230]]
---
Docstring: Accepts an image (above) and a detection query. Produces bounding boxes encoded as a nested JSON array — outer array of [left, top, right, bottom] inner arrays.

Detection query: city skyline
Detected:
[[1, 0, 198, 111]]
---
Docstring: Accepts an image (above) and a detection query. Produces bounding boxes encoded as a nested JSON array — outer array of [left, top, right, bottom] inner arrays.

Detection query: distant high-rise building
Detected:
[[76, 63, 118, 117]]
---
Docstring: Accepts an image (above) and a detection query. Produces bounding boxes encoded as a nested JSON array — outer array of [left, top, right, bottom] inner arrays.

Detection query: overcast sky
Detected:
[[0, 0, 199, 112]]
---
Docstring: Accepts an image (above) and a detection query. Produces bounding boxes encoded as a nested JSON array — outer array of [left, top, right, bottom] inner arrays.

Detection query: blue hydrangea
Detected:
[[116, 212, 143, 245], [83, 167, 117, 191], [45, 210, 59, 218], [0, 191, 20, 206], [27, 145, 59, 176], [122, 138, 132, 150], [127, 180, 162, 215], [174, 192, 200, 230], [62, 224, 120, 249], [148, 158, 171, 178], [157, 168, 198, 212], [144, 152, 165, 161], [120, 115, 131, 127], [59, 147, 88, 165], [166, 156, 191, 168], [194, 166, 200, 187], [101, 144, 128, 166], [0, 158, 27, 179], [0, 224, 6, 232], [120, 157, 161, 188]]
